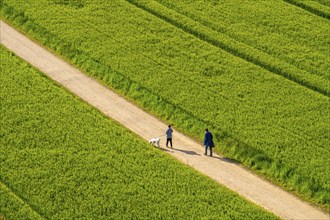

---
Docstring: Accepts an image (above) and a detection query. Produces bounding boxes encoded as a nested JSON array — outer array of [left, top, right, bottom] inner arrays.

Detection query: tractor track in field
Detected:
[[0, 180, 44, 219], [125, 0, 329, 97], [1, 20, 329, 220], [282, 0, 330, 20]]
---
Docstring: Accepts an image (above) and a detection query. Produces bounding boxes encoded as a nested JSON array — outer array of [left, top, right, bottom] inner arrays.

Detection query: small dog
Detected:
[[149, 137, 161, 147]]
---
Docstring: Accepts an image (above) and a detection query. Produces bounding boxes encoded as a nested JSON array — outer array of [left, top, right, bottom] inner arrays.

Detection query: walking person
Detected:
[[166, 124, 173, 148], [204, 128, 214, 156]]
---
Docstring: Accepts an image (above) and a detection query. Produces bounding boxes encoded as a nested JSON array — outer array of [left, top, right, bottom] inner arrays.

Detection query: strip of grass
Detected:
[[133, 0, 329, 94], [0, 46, 279, 219], [0, 182, 43, 220], [1, 0, 329, 209], [283, 0, 330, 19]]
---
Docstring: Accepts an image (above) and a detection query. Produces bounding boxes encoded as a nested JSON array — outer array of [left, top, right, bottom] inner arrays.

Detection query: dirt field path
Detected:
[[1, 20, 329, 220]]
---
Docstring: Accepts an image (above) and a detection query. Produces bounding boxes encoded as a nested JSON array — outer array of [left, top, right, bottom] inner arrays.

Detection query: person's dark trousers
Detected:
[[166, 138, 172, 148], [204, 145, 212, 156]]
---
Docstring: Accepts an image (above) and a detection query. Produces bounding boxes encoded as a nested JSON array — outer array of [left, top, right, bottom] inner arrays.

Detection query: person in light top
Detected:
[[166, 124, 173, 148]]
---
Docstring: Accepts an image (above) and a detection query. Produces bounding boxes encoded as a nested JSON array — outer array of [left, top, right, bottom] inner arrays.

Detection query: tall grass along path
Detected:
[[1, 20, 329, 220]]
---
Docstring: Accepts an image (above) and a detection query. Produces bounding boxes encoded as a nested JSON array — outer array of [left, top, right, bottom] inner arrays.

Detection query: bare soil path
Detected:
[[1, 20, 329, 220]]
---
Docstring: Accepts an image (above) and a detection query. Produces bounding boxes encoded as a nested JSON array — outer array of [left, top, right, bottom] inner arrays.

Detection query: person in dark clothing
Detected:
[[166, 124, 173, 148], [203, 128, 213, 156]]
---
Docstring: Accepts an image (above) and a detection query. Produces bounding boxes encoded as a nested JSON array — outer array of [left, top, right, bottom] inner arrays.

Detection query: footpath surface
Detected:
[[1, 20, 329, 220]]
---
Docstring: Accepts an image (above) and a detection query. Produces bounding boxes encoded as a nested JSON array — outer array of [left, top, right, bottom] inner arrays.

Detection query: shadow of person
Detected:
[[174, 148, 200, 156], [211, 155, 240, 165]]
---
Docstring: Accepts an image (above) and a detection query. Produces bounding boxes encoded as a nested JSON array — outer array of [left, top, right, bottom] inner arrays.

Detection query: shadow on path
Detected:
[[173, 148, 200, 156], [159, 147, 172, 153], [211, 155, 240, 165]]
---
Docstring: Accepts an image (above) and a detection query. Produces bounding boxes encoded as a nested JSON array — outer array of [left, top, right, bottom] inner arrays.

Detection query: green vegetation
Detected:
[[128, 0, 330, 95], [0, 46, 279, 219], [283, 0, 330, 19], [1, 0, 329, 209], [0, 183, 43, 219]]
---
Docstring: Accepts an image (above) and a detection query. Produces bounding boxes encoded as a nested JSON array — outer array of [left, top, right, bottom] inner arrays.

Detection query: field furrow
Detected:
[[0, 181, 44, 220], [131, 0, 329, 95], [283, 0, 330, 19]]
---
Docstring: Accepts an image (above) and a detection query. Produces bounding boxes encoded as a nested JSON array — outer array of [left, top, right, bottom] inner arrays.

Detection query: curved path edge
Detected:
[[1, 20, 329, 220]]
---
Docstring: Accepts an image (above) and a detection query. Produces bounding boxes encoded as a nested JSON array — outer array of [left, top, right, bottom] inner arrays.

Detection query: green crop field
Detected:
[[1, 0, 329, 209], [0, 46, 279, 219], [283, 0, 330, 18]]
